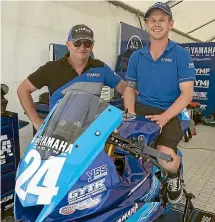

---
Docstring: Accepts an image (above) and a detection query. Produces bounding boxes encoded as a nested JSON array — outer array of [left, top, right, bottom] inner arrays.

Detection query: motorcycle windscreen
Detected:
[[14, 90, 123, 222], [36, 89, 108, 160]]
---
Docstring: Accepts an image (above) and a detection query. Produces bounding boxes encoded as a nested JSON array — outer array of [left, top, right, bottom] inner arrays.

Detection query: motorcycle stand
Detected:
[[182, 189, 195, 222], [159, 177, 195, 222]]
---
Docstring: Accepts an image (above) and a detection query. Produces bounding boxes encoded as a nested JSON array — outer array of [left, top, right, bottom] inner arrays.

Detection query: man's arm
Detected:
[[17, 62, 52, 130], [163, 49, 195, 121], [123, 81, 136, 114], [114, 80, 126, 95], [162, 81, 194, 120], [123, 52, 138, 113], [103, 64, 127, 95], [17, 79, 43, 130], [146, 81, 194, 127]]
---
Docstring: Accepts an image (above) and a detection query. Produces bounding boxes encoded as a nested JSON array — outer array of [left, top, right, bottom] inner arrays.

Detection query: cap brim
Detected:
[[145, 6, 172, 19], [70, 37, 95, 43]]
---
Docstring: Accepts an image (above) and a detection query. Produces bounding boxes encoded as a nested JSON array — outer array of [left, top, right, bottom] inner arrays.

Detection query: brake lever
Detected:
[[107, 133, 172, 173], [108, 133, 173, 163], [119, 143, 168, 173]]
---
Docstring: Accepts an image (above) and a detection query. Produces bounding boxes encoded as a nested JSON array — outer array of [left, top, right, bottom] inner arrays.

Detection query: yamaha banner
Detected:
[[119, 22, 149, 54], [181, 43, 215, 116]]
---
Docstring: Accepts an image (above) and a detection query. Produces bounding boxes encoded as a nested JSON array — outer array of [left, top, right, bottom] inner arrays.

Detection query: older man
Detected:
[[17, 24, 126, 130]]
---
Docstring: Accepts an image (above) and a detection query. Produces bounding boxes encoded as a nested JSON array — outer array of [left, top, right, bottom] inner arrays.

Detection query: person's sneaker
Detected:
[[167, 176, 183, 204]]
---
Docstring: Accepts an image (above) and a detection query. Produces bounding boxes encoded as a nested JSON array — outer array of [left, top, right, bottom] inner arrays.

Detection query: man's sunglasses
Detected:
[[73, 40, 93, 48]]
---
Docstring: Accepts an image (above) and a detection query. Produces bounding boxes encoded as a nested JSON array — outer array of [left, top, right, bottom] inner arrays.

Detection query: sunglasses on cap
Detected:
[[73, 40, 93, 48]]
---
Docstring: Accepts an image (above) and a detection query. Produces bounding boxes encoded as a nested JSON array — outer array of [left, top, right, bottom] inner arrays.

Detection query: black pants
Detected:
[[136, 104, 183, 152]]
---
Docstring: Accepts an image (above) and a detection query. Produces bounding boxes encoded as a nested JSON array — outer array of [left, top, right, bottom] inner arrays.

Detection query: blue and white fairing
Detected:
[[14, 90, 163, 222], [14, 90, 122, 222]]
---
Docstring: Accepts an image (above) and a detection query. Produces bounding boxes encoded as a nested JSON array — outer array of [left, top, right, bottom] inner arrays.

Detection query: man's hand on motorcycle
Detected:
[[145, 114, 168, 128], [33, 118, 44, 131]]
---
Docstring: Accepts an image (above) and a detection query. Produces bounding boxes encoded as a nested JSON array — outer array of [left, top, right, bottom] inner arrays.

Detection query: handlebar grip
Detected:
[[157, 152, 173, 163], [142, 145, 173, 162]]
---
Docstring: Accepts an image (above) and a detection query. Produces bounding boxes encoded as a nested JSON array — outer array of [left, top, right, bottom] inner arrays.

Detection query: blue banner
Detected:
[[181, 43, 215, 116], [120, 22, 149, 54], [115, 22, 149, 79]]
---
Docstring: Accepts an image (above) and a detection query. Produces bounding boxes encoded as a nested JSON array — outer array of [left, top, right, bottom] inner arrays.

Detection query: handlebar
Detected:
[[107, 132, 173, 172]]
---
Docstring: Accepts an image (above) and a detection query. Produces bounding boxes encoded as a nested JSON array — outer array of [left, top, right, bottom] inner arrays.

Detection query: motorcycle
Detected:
[[14, 90, 194, 222]]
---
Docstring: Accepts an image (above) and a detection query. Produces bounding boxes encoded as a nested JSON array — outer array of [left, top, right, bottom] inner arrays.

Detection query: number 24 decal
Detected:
[[15, 150, 66, 205]]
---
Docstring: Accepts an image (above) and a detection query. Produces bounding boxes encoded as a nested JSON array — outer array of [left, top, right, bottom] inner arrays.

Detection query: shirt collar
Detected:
[[140, 39, 175, 54]]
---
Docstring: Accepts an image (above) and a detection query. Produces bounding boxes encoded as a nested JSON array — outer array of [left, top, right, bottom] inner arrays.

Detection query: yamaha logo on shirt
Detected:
[[188, 63, 194, 68], [86, 73, 100, 78], [161, 58, 172, 62]]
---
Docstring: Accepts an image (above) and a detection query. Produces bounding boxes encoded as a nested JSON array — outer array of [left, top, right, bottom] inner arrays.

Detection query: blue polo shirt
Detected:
[[125, 40, 195, 110]]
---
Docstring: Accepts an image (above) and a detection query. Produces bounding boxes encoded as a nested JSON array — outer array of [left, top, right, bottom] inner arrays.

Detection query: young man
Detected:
[[123, 2, 195, 204], [17, 24, 126, 131]]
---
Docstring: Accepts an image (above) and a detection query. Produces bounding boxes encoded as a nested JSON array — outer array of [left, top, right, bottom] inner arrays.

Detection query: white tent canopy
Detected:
[[109, 0, 215, 42]]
